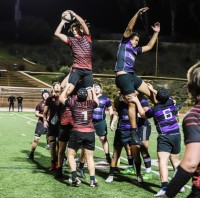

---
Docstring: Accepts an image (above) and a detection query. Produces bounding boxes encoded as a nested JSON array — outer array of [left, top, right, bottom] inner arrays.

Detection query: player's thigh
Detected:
[[82, 70, 93, 88], [138, 124, 151, 141], [68, 130, 82, 151], [82, 132, 95, 151], [94, 120, 107, 137], [115, 73, 136, 95], [68, 68, 81, 86], [58, 124, 73, 142]]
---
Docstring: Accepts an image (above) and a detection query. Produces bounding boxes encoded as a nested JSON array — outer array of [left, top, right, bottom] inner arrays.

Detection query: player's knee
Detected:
[[49, 139, 56, 145], [99, 135, 106, 141], [34, 136, 40, 142]]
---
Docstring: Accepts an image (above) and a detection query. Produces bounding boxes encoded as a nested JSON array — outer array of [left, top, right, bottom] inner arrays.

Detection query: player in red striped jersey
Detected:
[[59, 86, 99, 187], [27, 90, 50, 160], [162, 61, 200, 198], [55, 10, 93, 95]]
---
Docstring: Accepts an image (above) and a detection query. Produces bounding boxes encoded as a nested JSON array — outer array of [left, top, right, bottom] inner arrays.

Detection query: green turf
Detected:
[[0, 112, 191, 198]]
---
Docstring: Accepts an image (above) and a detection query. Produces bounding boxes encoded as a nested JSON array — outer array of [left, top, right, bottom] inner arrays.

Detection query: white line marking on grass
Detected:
[[21, 134, 26, 136], [0, 113, 14, 116], [27, 120, 36, 127], [13, 113, 36, 122]]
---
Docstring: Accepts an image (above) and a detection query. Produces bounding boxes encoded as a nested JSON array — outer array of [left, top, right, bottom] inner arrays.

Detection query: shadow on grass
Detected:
[[37, 142, 48, 149], [20, 149, 68, 185], [95, 168, 160, 194]]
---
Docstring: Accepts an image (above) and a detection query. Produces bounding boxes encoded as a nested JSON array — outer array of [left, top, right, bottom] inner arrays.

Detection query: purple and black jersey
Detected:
[[35, 100, 45, 122], [115, 36, 142, 73], [137, 97, 150, 128], [92, 95, 112, 121], [145, 98, 180, 135], [117, 101, 131, 130]]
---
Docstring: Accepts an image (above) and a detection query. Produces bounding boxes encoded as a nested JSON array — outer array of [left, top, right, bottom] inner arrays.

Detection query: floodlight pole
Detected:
[[155, 38, 158, 77]]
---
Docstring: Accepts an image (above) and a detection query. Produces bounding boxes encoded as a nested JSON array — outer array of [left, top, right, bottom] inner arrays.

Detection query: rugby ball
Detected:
[[62, 11, 75, 23]]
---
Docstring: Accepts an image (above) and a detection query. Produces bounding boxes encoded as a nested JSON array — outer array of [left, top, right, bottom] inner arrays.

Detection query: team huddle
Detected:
[[27, 7, 200, 198]]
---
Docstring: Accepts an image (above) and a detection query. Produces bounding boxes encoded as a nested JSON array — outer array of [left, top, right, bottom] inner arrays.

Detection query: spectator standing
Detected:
[[17, 96, 23, 112], [8, 95, 15, 111]]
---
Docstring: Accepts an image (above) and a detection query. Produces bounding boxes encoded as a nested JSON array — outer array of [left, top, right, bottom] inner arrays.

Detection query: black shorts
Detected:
[[113, 129, 134, 147], [138, 124, 151, 141], [68, 67, 93, 88], [157, 133, 181, 154], [58, 124, 73, 142], [93, 120, 107, 137], [48, 123, 59, 137], [115, 73, 142, 95], [68, 130, 95, 151], [34, 122, 48, 138]]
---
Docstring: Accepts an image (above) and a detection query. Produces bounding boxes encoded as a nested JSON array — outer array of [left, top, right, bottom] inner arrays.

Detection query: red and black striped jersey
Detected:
[[66, 35, 92, 70], [65, 98, 97, 132], [183, 102, 200, 144], [60, 105, 73, 126], [35, 100, 45, 122]]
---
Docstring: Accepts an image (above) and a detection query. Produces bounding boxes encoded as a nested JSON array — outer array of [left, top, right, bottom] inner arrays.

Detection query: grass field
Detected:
[[0, 111, 191, 198]]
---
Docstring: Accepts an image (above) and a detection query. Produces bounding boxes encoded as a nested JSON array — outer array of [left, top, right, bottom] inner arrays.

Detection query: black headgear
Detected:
[[156, 88, 170, 103], [77, 88, 88, 101], [42, 90, 49, 99]]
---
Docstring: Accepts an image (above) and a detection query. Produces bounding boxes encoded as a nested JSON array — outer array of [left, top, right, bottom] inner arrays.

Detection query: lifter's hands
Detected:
[[137, 7, 149, 15], [151, 22, 160, 33]]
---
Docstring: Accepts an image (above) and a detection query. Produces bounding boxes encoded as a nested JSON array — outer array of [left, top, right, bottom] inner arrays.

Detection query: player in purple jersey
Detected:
[[115, 7, 160, 146], [27, 90, 49, 160], [128, 85, 183, 196], [121, 94, 152, 177], [59, 86, 99, 187], [93, 83, 113, 163], [161, 61, 200, 198], [43, 82, 62, 171], [106, 94, 143, 183]]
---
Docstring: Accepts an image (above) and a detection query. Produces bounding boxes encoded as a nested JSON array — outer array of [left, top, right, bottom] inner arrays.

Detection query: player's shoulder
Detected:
[[99, 95, 110, 100], [36, 100, 43, 108]]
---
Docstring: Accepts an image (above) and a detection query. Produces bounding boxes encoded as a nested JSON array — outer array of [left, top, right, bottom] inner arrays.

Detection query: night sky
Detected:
[[0, 0, 200, 39]]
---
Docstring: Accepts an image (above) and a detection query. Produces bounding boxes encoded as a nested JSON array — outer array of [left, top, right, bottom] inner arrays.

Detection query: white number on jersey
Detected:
[[163, 108, 172, 119], [82, 111, 88, 122]]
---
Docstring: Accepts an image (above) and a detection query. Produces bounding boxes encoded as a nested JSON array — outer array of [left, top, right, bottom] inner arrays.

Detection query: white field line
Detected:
[[13, 112, 191, 189]]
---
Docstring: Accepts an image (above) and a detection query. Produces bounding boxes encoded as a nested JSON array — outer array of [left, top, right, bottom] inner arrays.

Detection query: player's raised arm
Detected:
[[142, 22, 160, 53], [54, 20, 68, 42], [59, 84, 71, 105], [124, 7, 149, 38], [90, 87, 99, 106], [68, 10, 90, 35]]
